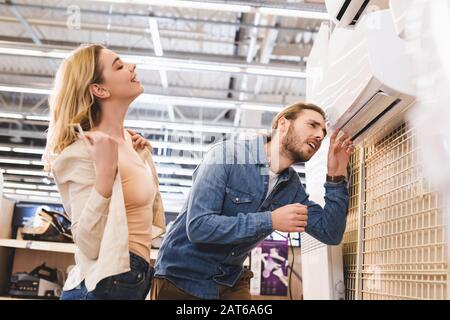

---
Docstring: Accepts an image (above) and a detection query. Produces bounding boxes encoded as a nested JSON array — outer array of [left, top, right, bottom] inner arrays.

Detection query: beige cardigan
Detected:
[[52, 132, 166, 292]]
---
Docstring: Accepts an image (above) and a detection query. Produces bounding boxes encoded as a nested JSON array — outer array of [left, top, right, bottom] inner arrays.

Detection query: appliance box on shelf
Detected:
[[250, 237, 288, 296]]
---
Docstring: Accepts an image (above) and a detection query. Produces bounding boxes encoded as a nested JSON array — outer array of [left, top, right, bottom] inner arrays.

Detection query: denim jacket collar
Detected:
[[250, 135, 269, 166]]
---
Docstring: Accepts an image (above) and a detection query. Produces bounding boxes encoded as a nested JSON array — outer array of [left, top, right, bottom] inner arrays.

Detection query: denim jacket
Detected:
[[154, 135, 349, 299]]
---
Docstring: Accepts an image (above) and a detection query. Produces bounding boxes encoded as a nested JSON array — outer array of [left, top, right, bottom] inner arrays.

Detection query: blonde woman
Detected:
[[43, 44, 165, 300]]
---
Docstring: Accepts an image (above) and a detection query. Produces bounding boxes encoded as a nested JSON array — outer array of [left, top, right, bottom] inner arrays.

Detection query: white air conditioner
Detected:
[[301, 233, 346, 300], [302, 7, 415, 300], [389, 0, 409, 37], [301, 136, 347, 300], [325, 0, 389, 28], [307, 8, 415, 143]]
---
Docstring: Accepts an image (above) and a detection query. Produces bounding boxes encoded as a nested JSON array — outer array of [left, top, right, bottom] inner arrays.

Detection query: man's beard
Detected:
[[281, 125, 311, 163]]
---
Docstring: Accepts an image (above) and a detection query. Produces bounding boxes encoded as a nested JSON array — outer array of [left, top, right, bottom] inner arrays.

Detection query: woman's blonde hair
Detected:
[[43, 44, 105, 171]]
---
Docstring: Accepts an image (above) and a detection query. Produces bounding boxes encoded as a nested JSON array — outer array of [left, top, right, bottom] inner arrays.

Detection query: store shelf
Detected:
[[0, 239, 160, 259], [0, 296, 45, 300], [0, 238, 76, 253]]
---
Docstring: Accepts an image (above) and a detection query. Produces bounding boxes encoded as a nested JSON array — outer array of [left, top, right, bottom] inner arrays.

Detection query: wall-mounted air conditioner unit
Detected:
[[325, 0, 389, 28], [302, 7, 415, 300], [307, 8, 415, 143]]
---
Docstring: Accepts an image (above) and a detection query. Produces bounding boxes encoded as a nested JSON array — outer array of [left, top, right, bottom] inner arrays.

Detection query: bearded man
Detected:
[[152, 102, 353, 300]]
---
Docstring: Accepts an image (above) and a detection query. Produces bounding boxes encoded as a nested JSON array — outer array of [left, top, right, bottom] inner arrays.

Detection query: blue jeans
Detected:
[[60, 252, 154, 300]]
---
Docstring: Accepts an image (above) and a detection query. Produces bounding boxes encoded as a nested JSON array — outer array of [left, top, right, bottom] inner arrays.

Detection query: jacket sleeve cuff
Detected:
[[257, 211, 273, 235], [87, 187, 111, 216]]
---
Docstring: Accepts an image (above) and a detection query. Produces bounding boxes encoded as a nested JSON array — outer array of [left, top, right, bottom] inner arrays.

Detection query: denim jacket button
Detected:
[[231, 252, 235, 256], [235, 197, 239, 202]]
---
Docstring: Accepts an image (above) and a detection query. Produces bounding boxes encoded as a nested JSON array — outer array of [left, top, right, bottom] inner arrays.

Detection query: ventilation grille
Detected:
[[343, 123, 448, 300], [343, 147, 362, 300]]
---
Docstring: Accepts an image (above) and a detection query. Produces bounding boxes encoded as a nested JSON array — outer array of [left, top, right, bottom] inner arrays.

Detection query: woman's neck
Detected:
[[95, 101, 128, 140]]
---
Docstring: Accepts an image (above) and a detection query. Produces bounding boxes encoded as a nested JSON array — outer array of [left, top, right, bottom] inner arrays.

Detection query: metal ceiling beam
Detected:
[[0, 113, 270, 135], [0, 2, 322, 32], [0, 15, 245, 46], [0, 165, 194, 178], [0, 34, 240, 62], [0, 69, 295, 97], [0, 16, 243, 45], [6, 1, 42, 45], [2, 180, 190, 194], [0, 154, 201, 166], [86, 0, 328, 20], [1, 165, 305, 183], [0, 84, 285, 113], [3, 173, 193, 188], [0, 41, 306, 79], [0, 15, 313, 58]]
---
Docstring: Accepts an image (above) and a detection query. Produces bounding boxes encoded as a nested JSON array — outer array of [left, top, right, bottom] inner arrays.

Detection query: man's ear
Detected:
[[89, 83, 110, 99], [278, 117, 290, 135]]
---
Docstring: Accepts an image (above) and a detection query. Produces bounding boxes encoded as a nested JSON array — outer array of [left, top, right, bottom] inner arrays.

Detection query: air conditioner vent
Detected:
[[340, 91, 402, 140], [349, 0, 370, 25]]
